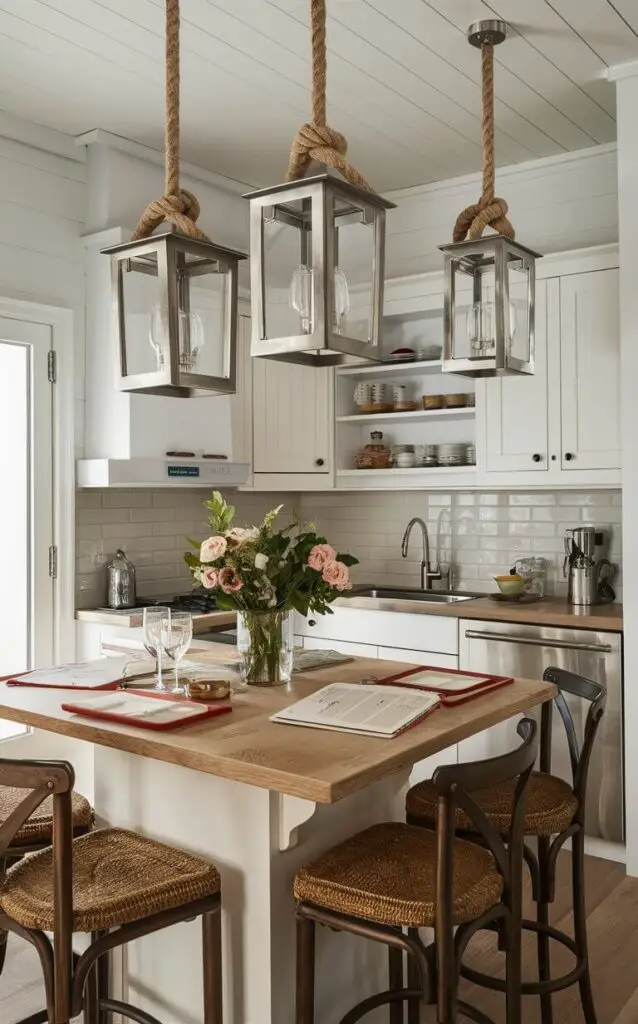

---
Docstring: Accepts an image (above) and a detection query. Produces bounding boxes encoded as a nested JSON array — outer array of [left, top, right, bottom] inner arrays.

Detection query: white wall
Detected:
[[0, 114, 86, 451], [384, 143, 618, 279], [614, 65, 638, 875]]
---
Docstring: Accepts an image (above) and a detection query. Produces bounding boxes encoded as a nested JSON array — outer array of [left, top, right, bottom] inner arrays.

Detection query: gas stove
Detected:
[[134, 590, 220, 615]]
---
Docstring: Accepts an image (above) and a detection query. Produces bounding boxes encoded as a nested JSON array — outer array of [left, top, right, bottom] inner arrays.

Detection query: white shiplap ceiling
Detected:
[[0, 0, 636, 191]]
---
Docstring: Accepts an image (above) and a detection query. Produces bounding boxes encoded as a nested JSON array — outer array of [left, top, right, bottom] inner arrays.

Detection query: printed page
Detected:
[[273, 684, 438, 736], [394, 670, 492, 693], [11, 657, 140, 688]]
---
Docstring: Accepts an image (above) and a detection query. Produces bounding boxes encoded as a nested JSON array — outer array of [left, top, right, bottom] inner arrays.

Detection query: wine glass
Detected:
[[142, 606, 170, 692], [161, 611, 193, 695]]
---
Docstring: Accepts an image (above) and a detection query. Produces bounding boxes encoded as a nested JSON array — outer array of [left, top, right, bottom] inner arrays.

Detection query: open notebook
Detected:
[[270, 683, 440, 738]]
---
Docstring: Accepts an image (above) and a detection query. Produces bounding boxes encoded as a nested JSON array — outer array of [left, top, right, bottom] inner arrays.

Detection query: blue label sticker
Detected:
[[167, 465, 200, 478]]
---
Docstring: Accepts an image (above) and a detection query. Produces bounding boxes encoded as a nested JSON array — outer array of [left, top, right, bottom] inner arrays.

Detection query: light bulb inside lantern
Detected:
[[149, 305, 205, 372], [467, 301, 517, 357], [289, 265, 351, 335]]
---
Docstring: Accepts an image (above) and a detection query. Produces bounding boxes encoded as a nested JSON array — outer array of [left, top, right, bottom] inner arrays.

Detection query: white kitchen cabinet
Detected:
[[301, 636, 379, 659], [252, 358, 333, 478], [483, 280, 549, 474], [296, 606, 459, 657], [559, 269, 620, 472], [377, 646, 458, 670], [479, 251, 620, 487]]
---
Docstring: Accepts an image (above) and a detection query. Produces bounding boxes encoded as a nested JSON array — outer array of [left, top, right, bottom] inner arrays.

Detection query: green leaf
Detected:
[[336, 553, 359, 567], [185, 536, 201, 551]]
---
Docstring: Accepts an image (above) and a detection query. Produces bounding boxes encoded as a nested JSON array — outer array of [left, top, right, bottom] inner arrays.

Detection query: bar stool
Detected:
[[0, 757, 223, 1024], [294, 718, 538, 1024], [406, 667, 605, 1023], [0, 782, 94, 1024]]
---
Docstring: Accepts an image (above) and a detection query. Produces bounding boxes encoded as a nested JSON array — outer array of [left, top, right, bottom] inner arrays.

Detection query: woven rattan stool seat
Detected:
[[294, 822, 502, 928], [1, 787, 93, 846], [0, 827, 220, 932], [406, 771, 578, 838]]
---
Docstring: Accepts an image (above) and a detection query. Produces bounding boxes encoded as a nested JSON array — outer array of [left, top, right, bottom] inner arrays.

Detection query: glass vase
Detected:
[[237, 609, 294, 687]]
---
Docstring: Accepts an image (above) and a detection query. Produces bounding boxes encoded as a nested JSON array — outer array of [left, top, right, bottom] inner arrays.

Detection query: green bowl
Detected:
[[494, 575, 525, 596]]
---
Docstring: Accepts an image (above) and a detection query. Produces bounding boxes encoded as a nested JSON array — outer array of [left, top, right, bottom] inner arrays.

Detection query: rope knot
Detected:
[[286, 119, 375, 193], [453, 195, 514, 244], [131, 188, 210, 242]]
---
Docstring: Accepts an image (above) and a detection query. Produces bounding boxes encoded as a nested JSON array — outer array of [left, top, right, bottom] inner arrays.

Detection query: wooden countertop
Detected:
[[0, 658, 554, 804], [76, 608, 236, 632], [340, 593, 623, 633]]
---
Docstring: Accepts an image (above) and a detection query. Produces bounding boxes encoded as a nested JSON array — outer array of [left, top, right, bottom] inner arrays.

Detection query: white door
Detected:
[[483, 279, 549, 473], [560, 269, 621, 471], [0, 316, 55, 737], [252, 358, 332, 474]]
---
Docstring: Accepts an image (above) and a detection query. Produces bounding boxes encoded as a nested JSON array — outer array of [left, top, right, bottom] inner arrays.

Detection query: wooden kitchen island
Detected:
[[0, 659, 554, 1024]]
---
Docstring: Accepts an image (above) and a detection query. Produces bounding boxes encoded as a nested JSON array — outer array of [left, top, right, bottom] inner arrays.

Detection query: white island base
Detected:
[[94, 746, 411, 1024]]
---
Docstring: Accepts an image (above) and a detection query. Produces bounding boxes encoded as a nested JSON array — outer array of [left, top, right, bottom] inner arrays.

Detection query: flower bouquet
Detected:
[[184, 492, 358, 686]]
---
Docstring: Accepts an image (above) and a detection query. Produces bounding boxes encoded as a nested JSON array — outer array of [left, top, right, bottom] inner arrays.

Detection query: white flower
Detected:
[[255, 552, 269, 570], [226, 526, 260, 547], [200, 536, 227, 562]]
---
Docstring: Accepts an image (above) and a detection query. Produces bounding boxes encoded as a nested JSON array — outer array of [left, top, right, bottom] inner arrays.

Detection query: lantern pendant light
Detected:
[[102, 0, 246, 397], [244, 0, 395, 367], [441, 20, 541, 378]]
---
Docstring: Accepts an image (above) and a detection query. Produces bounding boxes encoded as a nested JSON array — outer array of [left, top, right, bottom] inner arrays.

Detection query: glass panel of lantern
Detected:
[[440, 235, 539, 378], [102, 232, 246, 397], [245, 174, 395, 367]]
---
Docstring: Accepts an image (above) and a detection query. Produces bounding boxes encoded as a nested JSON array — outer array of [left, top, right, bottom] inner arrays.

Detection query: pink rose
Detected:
[[201, 567, 218, 590], [219, 566, 243, 594], [200, 536, 227, 562], [308, 543, 336, 571], [322, 560, 351, 591]]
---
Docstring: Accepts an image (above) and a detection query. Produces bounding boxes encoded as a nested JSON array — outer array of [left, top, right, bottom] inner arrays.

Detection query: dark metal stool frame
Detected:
[[0, 757, 223, 1024], [0, 787, 94, 1024], [295, 718, 538, 1024], [410, 668, 606, 1024]]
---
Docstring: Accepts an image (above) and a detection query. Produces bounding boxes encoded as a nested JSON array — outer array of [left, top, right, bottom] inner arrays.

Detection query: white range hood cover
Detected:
[[77, 457, 249, 489]]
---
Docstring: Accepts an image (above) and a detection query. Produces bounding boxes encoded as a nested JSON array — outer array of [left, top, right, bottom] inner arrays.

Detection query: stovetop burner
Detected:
[[136, 590, 219, 614]]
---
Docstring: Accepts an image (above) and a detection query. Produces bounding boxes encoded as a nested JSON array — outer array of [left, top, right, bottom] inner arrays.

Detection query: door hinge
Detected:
[[47, 350, 56, 383], [48, 545, 58, 579]]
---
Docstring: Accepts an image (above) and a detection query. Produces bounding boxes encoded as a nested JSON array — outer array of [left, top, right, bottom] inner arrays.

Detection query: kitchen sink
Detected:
[[349, 587, 479, 604]]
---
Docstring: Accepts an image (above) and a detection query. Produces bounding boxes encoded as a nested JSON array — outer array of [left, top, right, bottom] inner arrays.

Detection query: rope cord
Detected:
[[132, 0, 209, 242], [286, 0, 376, 193], [453, 39, 514, 243]]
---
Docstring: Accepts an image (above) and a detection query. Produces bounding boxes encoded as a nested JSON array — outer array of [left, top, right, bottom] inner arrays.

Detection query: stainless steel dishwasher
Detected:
[[459, 619, 623, 844]]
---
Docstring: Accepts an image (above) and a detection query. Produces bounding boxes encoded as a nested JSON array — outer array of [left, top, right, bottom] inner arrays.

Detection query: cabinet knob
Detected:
[[308, 619, 317, 627], [565, 452, 574, 462], [315, 458, 325, 467], [551, 455, 557, 461], [532, 453, 542, 463]]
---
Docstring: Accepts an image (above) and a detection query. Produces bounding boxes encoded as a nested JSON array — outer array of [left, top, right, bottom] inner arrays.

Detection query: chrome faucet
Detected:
[[401, 517, 442, 591]]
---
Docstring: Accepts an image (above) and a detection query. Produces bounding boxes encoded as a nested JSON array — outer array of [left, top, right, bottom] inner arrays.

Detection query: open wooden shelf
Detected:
[[337, 407, 475, 425]]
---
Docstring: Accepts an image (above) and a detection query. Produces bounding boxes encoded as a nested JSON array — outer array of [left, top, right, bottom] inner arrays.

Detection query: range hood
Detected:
[[78, 227, 250, 489], [77, 457, 249, 489]]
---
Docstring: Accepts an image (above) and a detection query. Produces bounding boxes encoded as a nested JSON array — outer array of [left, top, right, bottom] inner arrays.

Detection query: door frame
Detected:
[[0, 296, 75, 664]]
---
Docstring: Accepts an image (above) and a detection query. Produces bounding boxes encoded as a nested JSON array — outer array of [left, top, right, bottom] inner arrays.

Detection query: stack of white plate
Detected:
[[437, 443, 467, 467]]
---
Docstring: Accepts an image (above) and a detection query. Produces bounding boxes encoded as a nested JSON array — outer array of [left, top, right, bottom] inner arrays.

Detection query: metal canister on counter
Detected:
[[107, 549, 137, 609]]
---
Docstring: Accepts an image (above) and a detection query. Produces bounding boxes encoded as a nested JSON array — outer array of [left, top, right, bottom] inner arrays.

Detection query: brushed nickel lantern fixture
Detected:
[[441, 20, 541, 378], [245, 0, 395, 367], [102, 0, 245, 397]]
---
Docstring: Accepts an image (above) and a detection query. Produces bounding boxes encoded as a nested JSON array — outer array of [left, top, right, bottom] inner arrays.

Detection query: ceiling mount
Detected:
[[467, 19, 507, 48]]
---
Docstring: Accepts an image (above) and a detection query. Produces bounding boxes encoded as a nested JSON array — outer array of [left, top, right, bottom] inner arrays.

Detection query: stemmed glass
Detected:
[[142, 606, 170, 692], [161, 611, 193, 695]]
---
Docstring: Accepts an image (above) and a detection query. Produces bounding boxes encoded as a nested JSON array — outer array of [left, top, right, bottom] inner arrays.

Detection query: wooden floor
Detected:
[[2, 852, 636, 1023]]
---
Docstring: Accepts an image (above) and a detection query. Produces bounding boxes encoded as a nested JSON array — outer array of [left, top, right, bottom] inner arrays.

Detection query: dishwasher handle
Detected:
[[464, 629, 613, 654]]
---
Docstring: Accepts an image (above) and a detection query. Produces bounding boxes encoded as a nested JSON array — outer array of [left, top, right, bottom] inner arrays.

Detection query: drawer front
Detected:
[[302, 637, 379, 659], [296, 607, 459, 655], [378, 646, 458, 670]]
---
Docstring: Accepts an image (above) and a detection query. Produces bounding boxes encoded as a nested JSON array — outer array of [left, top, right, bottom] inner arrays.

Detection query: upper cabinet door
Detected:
[[560, 269, 621, 471], [483, 279, 549, 473], [252, 359, 332, 474]]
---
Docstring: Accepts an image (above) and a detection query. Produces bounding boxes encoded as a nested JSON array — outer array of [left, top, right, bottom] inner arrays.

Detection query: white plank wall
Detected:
[[0, 122, 85, 452]]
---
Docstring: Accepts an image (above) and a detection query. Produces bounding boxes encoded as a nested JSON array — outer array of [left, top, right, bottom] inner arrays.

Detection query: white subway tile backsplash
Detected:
[[75, 488, 622, 607]]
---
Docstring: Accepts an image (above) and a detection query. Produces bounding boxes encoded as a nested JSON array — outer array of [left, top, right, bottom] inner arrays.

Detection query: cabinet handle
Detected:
[[564, 452, 574, 462], [464, 629, 612, 654], [532, 453, 542, 463], [308, 619, 317, 627], [315, 458, 325, 467], [551, 455, 557, 461]]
